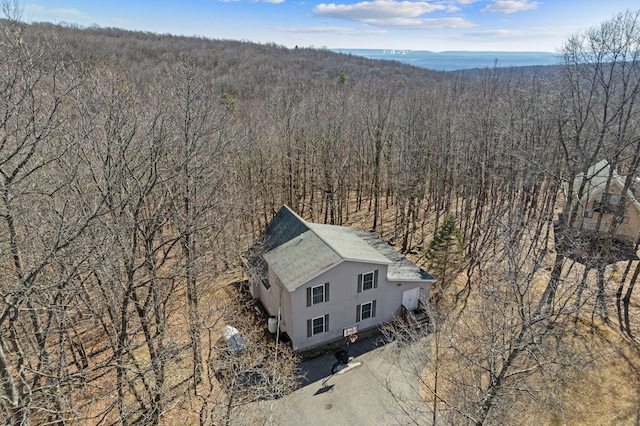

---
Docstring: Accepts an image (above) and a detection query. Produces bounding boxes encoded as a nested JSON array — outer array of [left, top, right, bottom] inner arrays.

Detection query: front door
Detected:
[[402, 287, 419, 311]]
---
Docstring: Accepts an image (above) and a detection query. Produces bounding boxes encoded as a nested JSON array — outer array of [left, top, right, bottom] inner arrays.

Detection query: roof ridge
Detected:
[[307, 222, 348, 260], [308, 222, 393, 264], [281, 204, 309, 226]]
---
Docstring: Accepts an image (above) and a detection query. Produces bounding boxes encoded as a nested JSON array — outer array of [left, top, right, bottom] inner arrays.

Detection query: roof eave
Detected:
[[285, 259, 345, 292], [341, 257, 393, 266], [387, 276, 437, 283]]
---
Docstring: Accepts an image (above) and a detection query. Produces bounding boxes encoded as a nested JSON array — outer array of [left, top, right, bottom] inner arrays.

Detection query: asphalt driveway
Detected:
[[238, 333, 434, 426], [297, 331, 388, 385]]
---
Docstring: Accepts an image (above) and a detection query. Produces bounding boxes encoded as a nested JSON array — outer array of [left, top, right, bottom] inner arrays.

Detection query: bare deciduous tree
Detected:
[[543, 10, 640, 317]]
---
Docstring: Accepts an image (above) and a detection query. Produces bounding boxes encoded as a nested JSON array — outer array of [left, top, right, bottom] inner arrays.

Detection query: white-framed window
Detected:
[[312, 285, 324, 304], [363, 272, 374, 290], [357, 270, 378, 292], [307, 314, 329, 337], [356, 300, 377, 322], [307, 283, 329, 306]]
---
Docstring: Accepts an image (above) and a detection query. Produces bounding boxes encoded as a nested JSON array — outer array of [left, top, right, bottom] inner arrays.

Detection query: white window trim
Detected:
[[312, 315, 325, 335], [311, 284, 325, 305], [361, 301, 374, 320], [362, 271, 375, 291], [357, 300, 377, 322]]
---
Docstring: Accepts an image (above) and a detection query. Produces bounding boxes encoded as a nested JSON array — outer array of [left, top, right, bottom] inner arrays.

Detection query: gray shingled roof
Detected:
[[263, 205, 310, 251], [258, 205, 435, 291], [246, 206, 309, 273], [307, 223, 391, 264], [352, 228, 436, 282], [263, 230, 342, 291]]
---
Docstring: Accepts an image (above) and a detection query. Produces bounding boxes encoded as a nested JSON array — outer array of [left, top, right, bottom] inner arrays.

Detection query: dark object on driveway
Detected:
[[334, 349, 348, 365]]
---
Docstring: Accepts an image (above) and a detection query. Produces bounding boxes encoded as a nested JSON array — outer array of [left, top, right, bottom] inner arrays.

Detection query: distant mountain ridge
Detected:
[[332, 49, 560, 71]]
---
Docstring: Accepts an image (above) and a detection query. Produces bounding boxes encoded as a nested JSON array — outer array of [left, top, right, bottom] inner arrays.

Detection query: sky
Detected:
[[18, 1, 640, 52]]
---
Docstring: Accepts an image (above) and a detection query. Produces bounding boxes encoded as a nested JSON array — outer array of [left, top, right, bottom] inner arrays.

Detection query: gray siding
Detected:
[[290, 261, 431, 351], [260, 269, 294, 337], [250, 205, 435, 351]]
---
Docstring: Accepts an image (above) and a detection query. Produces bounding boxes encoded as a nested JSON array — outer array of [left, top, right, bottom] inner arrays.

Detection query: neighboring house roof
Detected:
[[260, 206, 435, 291], [574, 159, 640, 212]]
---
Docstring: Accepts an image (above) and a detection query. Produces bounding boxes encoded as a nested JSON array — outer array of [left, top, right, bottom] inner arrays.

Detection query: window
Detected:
[[307, 283, 329, 306], [312, 286, 324, 304], [362, 272, 374, 290], [361, 302, 373, 320], [259, 277, 271, 290], [357, 270, 378, 292], [622, 216, 630, 224], [307, 314, 329, 337], [312, 317, 324, 334], [584, 211, 594, 218], [356, 300, 377, 322]]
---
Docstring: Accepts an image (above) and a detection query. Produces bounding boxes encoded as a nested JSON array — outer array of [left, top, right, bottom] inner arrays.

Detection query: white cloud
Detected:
[[24, 4, 92, 22], [465, 29, 524, 37], [277, 26, 386, 35], [481, 0, 539, 14], [312, 0, 475, 28], [376, 17, 475, 28], [314, 1, 446, 20]]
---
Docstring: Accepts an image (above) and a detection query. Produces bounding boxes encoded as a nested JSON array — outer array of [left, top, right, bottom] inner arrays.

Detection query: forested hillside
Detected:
[[2, 8, 640, 425]]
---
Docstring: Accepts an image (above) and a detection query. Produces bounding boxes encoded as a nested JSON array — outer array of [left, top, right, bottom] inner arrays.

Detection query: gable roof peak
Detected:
[[280, 205, 306, 224], [575, 160, 640, 213], [260, 205, 435, 290]]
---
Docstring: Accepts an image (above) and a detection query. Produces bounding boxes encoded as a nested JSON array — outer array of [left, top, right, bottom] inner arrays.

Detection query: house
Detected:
[[567, 159, 640, 246], [246, 205, 436, 352]]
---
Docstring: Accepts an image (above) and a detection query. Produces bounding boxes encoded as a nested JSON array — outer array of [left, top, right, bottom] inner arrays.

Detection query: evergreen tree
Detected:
[[423, 213, 465, 304]]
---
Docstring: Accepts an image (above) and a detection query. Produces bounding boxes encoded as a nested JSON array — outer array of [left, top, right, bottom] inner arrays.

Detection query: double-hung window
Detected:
[[307, 314, 329, 337], [356, 300, 377, 322], [307, 283, 329, 306], [362, 272, 374, 290], [357, 270, 378, 293]]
